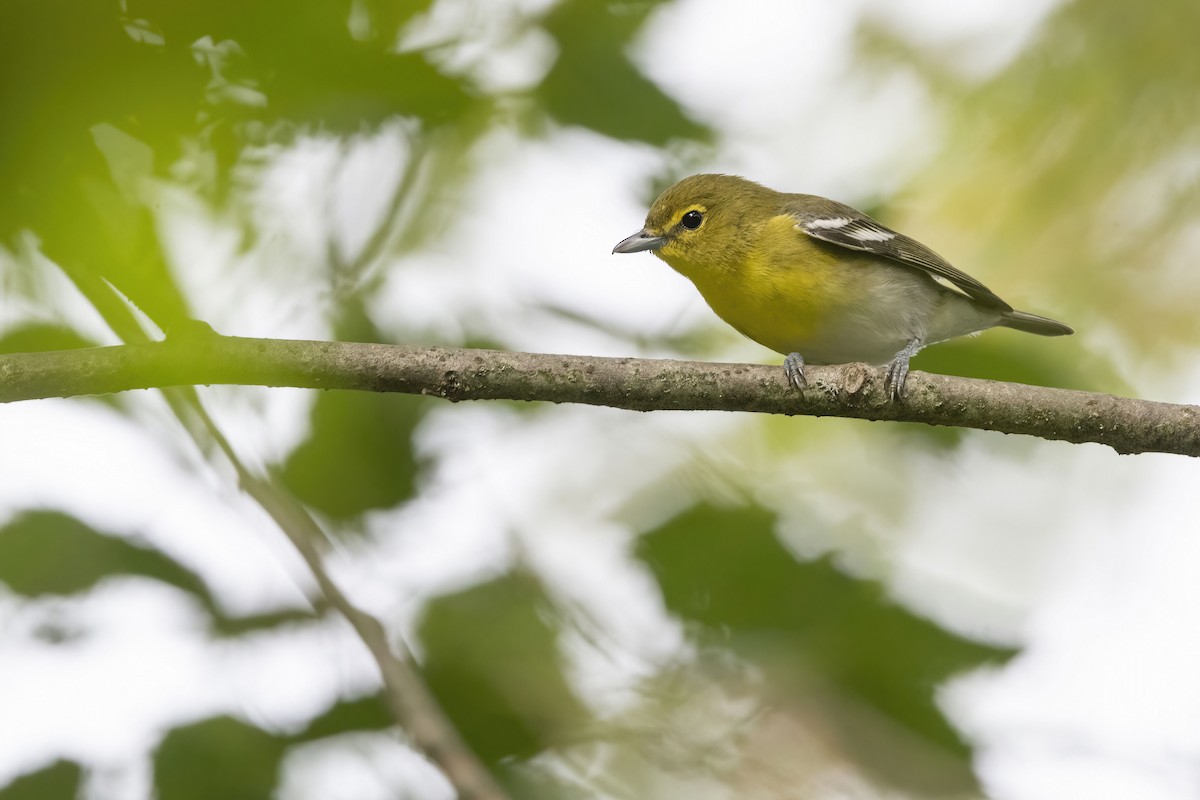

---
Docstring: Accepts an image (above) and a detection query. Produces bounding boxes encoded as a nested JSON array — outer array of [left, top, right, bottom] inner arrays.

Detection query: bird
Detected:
[[612, 174, 1072, 399]]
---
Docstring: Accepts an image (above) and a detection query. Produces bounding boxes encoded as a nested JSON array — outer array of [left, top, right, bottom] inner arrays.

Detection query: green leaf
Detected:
[[0, 511, 210, 600], [296, 692, 393, 742], [537, 0, 707, 145], [280, 303, 428, 520], [417, 572, 591, 766], [0, 510, 310, 636], [278, 390, 426, 520], [0, 761, 81, 800], [154, 717, 287, 800]]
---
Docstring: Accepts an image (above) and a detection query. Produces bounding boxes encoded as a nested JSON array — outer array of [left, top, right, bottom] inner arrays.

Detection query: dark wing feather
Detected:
[[786, 195, 1011, 311]]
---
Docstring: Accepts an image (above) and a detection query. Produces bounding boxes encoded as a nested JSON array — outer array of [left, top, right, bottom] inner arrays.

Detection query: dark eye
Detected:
[[681, 210, 703, 230]]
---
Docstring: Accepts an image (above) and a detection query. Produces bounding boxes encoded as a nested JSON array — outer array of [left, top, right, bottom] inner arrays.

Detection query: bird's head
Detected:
[[612, 174, 775, 275]]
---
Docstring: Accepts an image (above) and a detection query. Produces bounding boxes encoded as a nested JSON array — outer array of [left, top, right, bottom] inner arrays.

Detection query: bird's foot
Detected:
[[884, 338, 923, 401], [783, 352, 807, 390]]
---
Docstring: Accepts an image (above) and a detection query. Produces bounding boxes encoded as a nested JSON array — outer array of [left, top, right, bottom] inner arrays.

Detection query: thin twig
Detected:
[[223, 461, 509, 800], [2, 335, 1198, 457]]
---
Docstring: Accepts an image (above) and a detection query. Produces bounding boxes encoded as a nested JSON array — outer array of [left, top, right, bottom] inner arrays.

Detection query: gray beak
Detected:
[[612, 230, 668, 254]]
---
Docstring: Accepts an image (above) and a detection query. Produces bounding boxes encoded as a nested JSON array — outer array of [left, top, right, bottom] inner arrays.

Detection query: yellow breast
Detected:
[[658, 214, 854, 355]]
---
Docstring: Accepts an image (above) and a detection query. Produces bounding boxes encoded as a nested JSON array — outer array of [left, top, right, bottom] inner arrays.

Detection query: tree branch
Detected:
[[2, 334, 1197, 457]]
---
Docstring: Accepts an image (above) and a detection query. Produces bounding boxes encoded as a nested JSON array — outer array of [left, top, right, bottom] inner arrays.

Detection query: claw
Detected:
[[883, 338, 923, 401], [884, 359, 908, 401], [783, 352, 807, 390]]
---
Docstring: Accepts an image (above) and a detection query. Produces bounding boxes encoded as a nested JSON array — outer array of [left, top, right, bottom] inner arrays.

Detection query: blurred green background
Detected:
[[2, 1, 1199, 798]]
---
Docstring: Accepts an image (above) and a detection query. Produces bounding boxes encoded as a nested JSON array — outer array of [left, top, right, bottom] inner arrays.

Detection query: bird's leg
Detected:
[[884, 338, 923, 401], [784, 352, 807, 390]]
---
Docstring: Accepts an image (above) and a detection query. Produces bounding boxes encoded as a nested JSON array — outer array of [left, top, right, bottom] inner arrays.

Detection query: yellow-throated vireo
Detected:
[[613, 174, 1072, 399]]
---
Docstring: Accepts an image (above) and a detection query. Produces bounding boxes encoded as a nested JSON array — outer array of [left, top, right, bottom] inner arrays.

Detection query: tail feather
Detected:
[[1001, 309, 1073, 337]]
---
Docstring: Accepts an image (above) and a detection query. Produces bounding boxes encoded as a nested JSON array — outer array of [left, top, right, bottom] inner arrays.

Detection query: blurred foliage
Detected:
[[294, 692, 395, 742], [914, 332, 1095, 392], [155, 717, 288, 800], [280, 302, 428, 519], [538, 0, 706, 145], [417, 573, 591, 768], [0, 0, 472, 333], [0, 511, 313, 637], [132, 0, 467, 132], [0, 0, 199, 329], [0, 323, 97, 355], [0, 761, 81, 800], [152, 697, 399, 800], [3, 0, 1196, 798], [639, 504, 1007, 795], [281, 387, 427, 517], [0, 511, 210, 599], [861, 0, 1200, 374]]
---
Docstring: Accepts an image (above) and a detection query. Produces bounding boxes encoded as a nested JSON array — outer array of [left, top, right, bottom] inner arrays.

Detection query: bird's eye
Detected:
[[681, 210, 703, 230]]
